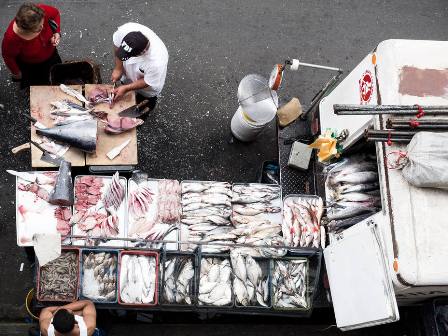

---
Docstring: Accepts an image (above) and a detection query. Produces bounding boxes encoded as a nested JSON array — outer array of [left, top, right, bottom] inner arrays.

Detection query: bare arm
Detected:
[[39, 306, 58, 336], [60, 300, 92, 315], [80, 301, 97, 336], [123, 78, 149, 91], [111, 46, 124, 82]]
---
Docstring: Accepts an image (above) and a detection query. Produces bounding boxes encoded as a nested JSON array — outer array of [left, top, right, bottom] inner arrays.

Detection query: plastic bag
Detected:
[[392, 132, 448, 189]]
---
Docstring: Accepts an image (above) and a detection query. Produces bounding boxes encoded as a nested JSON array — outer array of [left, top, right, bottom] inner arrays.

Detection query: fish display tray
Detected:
[[117, 250, 160, 307], [231, 183, 283, 228], [36, 247, 80, 302], [283, 194, 324, 249], [180, 180, 233, 252], [72, 175, 128, 247], [15, 171, 72, 247], [127, 178, 180, 250], [159, 250, 197, 307], [79, 248, 119, 304], [196, 252, 234, 309], [234, 256, 272, 309], [271, 249, 322, 315]]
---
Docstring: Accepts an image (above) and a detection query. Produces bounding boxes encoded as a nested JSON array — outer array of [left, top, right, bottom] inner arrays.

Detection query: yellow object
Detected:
[[277, 97, 302, 127], [309, 134, 338, 162], [26, 288, 39, 320]]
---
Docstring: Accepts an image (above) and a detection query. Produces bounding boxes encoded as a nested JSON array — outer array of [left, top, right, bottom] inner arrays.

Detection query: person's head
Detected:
[[52, 308, 76, 334], [116, 31, 149, 61], [15, 2, 44, 33]]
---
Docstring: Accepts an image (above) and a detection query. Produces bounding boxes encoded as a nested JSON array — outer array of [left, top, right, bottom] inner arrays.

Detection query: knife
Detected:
[[30, 141, 64, 166], [118, 100, 149, 117], [22, 113, 46, 129]]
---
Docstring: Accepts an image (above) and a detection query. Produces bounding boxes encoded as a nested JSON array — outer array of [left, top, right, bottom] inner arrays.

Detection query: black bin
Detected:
[[50, 60, 101, 85]]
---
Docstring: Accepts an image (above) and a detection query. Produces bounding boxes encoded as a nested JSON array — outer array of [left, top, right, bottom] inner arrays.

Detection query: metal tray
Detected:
[[283, 194, 324, 249], [72, 175, 128, 247], [127, 178, 180, 250], [79, 248, 119, 304], [15, 171, 72, 246]]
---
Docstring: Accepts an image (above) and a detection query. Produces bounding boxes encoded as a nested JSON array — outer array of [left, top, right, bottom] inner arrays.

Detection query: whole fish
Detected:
[[331, 171, 378, 185], [36, 119, 97, 153], [338, 182, 380, 194], [60, 84, 90, 105], [326, 205, 378, 221], [327, 213, 375, 231]]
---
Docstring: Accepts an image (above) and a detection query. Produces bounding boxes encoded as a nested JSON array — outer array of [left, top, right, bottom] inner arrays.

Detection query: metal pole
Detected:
[[366, 137, 412, 143], [299, 62, 342, 72], [365, 130, 417, 137]]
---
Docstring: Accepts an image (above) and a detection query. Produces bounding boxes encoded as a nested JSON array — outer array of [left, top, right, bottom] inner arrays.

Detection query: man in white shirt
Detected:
[[111, 22, 168, 113], [38, 300, 97, 336]]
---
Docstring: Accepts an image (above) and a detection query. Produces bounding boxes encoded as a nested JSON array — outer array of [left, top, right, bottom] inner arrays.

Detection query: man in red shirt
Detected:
[[1, 2, 62, 88]]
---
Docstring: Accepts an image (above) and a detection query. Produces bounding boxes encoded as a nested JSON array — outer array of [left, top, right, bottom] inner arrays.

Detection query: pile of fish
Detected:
[[81, 251, 117, 302], [198, 257, 232, 306], [272, 259, 308, 309], [128, 175, 180, 246], [71, 173, 125, 240], [38, 251, 78, 301], [230, 250, 269, 307], [156, 180, 181, 223], [49, 100, 97, 126], [231, 184, 284, 256], [181, 182, 234, 252], [282, 196, 324, 248], [162, 256, 195, 305], [119, 254, 157, 304], [60, 84, 90, 105], [12, 170, 72, 244], [325, 154, 381, 232]]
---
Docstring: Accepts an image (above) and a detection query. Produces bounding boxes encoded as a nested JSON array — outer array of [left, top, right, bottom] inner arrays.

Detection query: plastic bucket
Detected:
[[231, 106, 272, 142], [241, 93, 278, 124]]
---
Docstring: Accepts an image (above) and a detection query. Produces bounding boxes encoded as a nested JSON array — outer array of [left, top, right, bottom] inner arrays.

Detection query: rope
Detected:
[[26, 288, 39, 320], [415, 104, 425, 118], [409, 119, 420, 128], [386, 150, 408, 169]]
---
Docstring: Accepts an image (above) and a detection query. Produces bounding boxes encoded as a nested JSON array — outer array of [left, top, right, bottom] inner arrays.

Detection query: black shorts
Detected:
[[17, 49, 62, 89]]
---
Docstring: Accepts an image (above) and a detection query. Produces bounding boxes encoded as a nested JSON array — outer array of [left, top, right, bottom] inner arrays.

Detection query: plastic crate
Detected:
[[196, 251, 234, 309], [79, 248, 119, 304], [159, 250, 197, 306], [270, 249, 322, 316], [118, 250, 159, 306], [36, 247, 80, 302], [50, 60, 101, 85], [234, 256, 271, 309]]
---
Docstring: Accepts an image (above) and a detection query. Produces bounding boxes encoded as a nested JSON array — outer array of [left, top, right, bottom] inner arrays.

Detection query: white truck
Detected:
[[319, 39, 448, 330]]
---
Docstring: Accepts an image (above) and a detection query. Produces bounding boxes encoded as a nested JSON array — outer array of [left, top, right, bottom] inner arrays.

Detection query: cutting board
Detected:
[[84, 84, 138, 165], [30, 86, 86, 167]]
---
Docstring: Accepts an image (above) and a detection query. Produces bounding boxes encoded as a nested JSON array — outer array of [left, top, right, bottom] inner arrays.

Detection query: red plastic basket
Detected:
[[117, 250, 159, 306], [36, 247, 80, 302]]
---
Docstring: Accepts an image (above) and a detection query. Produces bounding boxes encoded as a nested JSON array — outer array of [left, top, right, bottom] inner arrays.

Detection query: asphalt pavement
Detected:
[[1, 0, 447, 334]]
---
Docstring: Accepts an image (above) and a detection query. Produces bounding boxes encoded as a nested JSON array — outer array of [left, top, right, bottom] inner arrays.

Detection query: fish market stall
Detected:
[[29, 84, 138, 167], [316, 39, 448, 330], [26, 173, 324, 317]]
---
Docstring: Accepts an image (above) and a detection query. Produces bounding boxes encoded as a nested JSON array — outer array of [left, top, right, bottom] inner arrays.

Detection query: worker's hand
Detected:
[[111, 68, 123, 83], [50, 33, 61, 47], [11, 72, 22, 82], [113, 85, 129, 102]]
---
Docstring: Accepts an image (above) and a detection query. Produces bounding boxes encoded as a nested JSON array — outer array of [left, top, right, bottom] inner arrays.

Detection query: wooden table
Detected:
[[30, 86, 85, 167], [30, 85, 138, 167], [85, 84, 137, 165]]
